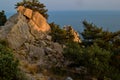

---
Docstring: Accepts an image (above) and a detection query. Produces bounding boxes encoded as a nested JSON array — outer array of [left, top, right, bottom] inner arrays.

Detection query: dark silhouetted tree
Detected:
[[0, 10, 7, 26]]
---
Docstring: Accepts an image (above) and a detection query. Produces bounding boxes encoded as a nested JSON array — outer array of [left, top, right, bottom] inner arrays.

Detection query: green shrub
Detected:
[[0, 10, 7, 26], [0, 42, 19, 80], [0, 40, 28, 80], [63, 21, 120, 79], [63, 42, 82, 66], [63, 42, 120, 79], [82, 44, 112, 78], [50, 67, 67, 76], [49, 22, 74, 44]]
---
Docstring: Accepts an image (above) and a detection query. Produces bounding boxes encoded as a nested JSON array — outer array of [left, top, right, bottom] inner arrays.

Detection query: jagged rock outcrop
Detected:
[[0, 6, 51, 49], [0, 5, 84, 80], [63, 25, 81, 43], [17, 6, 50, 32], [0, 13, 34, 49], [0, 6, 64, 80]]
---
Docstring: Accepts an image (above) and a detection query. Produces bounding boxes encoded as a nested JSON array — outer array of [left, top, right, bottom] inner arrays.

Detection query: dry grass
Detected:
[[20, 60, 38, 74]]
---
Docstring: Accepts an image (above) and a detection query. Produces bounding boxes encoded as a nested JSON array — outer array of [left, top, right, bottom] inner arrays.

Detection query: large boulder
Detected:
[[0, 13, 34, 49], [0, 6, 51, 49], [32, 12, 50, 32], [25, 43, 45, 60], [24, 8, 33, 19], [17, 6, 51, 32]]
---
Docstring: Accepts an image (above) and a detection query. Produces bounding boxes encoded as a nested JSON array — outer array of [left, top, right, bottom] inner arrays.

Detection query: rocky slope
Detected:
[[0, 6, 82, 80], [0, 7, 64, 80]]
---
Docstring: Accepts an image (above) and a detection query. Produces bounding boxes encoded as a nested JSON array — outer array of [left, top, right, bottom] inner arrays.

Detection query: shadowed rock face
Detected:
[[17, 6, 51, 32], [0, 6, 51, 49], [0, 13, 35, 49]]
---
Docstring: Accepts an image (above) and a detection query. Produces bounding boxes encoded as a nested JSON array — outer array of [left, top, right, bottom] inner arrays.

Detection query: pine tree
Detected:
[[32, 0, 39, 3], [15, 0, 48, 19], [81, 20, 120, 51], [0, 10, 7, 26], [81, 21, 120, 74]]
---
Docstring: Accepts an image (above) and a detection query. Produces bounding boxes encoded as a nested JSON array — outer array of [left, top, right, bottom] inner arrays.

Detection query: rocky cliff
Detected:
[[0, 6, 51, 49], [17, 6, 50, 32], [0, 7, 64, 80], [0, 6, 82, 80]]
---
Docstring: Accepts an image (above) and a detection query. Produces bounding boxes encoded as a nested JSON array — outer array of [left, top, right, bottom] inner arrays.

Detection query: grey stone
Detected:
[[44, 47, 53, 54], [65, 77, 73, 80], [46, 35, 52, 41], [1, 13, 34, 49], [52, 42, 63, 54], [39, 41, 47, 47], [25, 44, 45, 60]]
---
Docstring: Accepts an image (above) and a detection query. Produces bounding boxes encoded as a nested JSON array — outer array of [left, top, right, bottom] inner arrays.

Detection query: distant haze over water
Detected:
[[6, 11, 120, 32]]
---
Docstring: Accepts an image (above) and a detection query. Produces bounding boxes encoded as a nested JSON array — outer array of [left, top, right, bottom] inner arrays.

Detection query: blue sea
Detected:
[[48, 11, 120, 32], [6, 11, 120, 32]]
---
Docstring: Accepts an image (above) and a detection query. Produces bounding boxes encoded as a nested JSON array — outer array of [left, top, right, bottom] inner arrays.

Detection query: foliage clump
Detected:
[[63, 21, 120, 80], [0, 10, 7, 26], [0, 40, 27, 80], [49, 22, 74, 44], [15, 0, 48, 19]]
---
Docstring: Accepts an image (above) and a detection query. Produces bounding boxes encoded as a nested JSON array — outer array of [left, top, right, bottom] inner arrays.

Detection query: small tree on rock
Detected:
[[0, 10, 7, 26], [15, 0, 48, 19]]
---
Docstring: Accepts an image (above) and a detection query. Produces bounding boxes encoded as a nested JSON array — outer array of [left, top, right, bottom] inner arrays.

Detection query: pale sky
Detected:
[[0, 0, 120, 12]]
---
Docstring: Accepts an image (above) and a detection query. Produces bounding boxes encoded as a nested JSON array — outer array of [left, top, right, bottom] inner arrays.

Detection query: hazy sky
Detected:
[[0, 0, 120, 12]]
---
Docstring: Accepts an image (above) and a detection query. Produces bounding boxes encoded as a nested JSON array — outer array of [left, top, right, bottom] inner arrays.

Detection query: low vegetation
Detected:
[[48, 20, 120, 80], [63, 21, 120, 80], [0, 40, 27, 80], [49, 22, 74, 44], [0, 10, 7, 26]]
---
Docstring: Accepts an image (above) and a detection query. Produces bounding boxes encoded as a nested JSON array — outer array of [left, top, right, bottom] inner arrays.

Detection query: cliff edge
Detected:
[[0, 5, 82, 80], [0, 6, 51, 49], [0, 6, 64, 80]]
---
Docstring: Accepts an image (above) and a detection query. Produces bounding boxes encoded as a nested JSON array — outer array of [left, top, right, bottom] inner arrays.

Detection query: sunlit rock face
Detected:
[[32, 12, 50, 32], [17, 6, 51, 32], [24, 8, 33, 19], [17, 6, 25, 14], [0, 6, 51, 49]]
